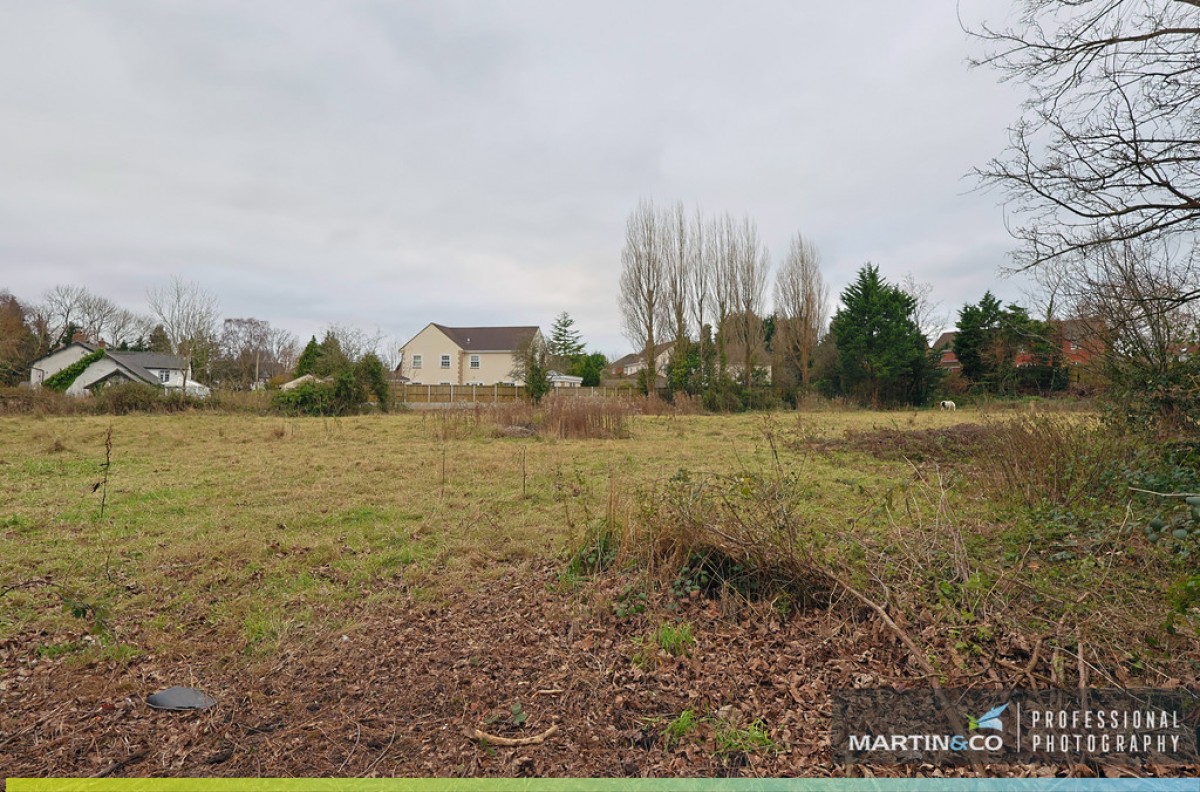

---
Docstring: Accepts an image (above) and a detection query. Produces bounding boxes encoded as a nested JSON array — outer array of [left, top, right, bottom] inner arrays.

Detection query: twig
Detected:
[[1078, 637, 1090, 712], [995, 658, 1055, 687], [337, 721, 362, 774], [92, 750, 147, 778], [440, 441, 447, 501], [363, 725, 398, 774], [99, 425, 113, 520], [1127, 486, 1200, 498], [828, 571, 984, 773], [1023, 634, 1044, 687], [0, 579, 64, 600], [830, 573, 937, 681], [472, 724, 558, 747]]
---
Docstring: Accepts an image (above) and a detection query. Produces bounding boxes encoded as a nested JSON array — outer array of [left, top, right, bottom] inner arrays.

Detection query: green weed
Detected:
[[661, 709, 698, 750], [712, 717, 777, 756]]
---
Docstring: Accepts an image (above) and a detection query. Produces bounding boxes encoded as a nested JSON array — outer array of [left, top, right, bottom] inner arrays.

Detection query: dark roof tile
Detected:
[[431, 324, 539, 351]]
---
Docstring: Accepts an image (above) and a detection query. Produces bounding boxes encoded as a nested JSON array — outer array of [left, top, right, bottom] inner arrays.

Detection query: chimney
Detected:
[[72, 331, 86, 344], [97, 339, 106, 349]]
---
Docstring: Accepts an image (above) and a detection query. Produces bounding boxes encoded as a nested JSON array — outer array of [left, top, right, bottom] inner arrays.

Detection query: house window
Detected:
[[440, 354, 451, 368], [412, 354, 422, 369], [158, 371, 170, 384], [469, 355, 480, 369]]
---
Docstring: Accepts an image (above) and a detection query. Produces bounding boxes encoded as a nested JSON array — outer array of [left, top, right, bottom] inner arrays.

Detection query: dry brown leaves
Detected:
[[1, 564, 1194, 781]]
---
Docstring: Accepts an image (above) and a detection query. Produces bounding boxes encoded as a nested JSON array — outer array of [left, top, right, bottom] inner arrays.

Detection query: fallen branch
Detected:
[[1128, 486, 1200, 499], [828, 572, 985, 774], [473, 724, 558, 747], [828, 572, 938, 682]]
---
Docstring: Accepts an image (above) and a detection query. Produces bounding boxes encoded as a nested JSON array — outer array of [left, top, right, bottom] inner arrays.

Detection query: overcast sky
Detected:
[[0, 1, 1028, 357]]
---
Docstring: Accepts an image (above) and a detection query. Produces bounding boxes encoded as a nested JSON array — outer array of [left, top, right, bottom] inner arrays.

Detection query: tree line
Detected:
[[617, 199, 829, 409], [0, 278, 396, 392], [613, 199, 1164, 409], [616, 199, 958, 408]]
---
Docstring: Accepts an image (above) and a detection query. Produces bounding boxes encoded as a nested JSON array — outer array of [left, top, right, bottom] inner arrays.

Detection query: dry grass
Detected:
[[2, 406, 1192, 683], [973, 414, 1132, 509], [620, 422, 1198, 687], [474, 397, 632, 439], [0, 411, 902, 661]]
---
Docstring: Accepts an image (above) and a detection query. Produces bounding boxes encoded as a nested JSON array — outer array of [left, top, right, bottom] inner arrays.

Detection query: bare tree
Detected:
[[688, 207, 710, 339], [727, 216, 770, 386], [774, 233, 829, 388], [619, 199, 667, 391], [271, 328, 300, 373], [1020, 259, 1071, 323], [709, 212, 741, 374], [1060, 237, 1198, 372], [662, 201, 692, 345], [76, 292, 118, 343], [104, 308, 156, 349], [898, 272, 947, 343], [323, 323, 387, 364], [970, 0, 1200, 302], [146, 277, 220, 379], [213, 317, 298, 388], [39, 284, 88, 345]]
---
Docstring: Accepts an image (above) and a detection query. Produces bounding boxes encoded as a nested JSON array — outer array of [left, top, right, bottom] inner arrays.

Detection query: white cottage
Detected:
[[29, 340, 210, 397]]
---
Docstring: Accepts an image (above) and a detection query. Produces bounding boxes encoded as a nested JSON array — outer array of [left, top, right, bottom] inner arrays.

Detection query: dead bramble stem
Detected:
[[99, 425, 113, 520]]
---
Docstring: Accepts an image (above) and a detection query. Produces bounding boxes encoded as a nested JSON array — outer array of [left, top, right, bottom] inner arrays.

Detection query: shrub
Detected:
[[355, 354, 390, 411], [203, 389, 273, 413], [1104, 358, 1200, 440], [543, 397, 630, 439], [627, 467, 835, 605], [92, 382, 190, 415], [480, 398, 632, 439], [0, 387, 85, 416], [975, 415, 1131, 509], [272, 381, 338, 416], [566, 522, 620, 577]]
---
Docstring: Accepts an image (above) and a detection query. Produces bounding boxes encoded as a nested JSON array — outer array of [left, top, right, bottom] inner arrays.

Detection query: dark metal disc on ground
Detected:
[[146, 686, 216, 711]]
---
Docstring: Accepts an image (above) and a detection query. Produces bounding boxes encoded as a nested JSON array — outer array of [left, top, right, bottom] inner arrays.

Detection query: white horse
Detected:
[[939, 400, 957, 411]]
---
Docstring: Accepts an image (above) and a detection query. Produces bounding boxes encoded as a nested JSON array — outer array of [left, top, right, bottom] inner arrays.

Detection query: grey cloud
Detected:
[[1, 0, 1027, 354]]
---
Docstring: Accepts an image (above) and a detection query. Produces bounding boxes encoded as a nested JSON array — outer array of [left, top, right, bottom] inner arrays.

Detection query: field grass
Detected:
[[0, 409, 979, 659], [2, 405, 1195, 681], [5, 406, 1200, 777]]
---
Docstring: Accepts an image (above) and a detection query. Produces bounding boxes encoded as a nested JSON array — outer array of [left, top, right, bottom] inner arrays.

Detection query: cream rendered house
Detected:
[[398, 324, 542, 386]]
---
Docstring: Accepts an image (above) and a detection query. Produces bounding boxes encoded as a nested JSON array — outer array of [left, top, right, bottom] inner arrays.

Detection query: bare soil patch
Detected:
[[4, 564, 1195, 780]]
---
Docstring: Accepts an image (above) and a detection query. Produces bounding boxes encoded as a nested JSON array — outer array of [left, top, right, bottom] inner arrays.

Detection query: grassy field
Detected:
[[2, 406, 1197, 777], [1, 409, 968, 659]]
